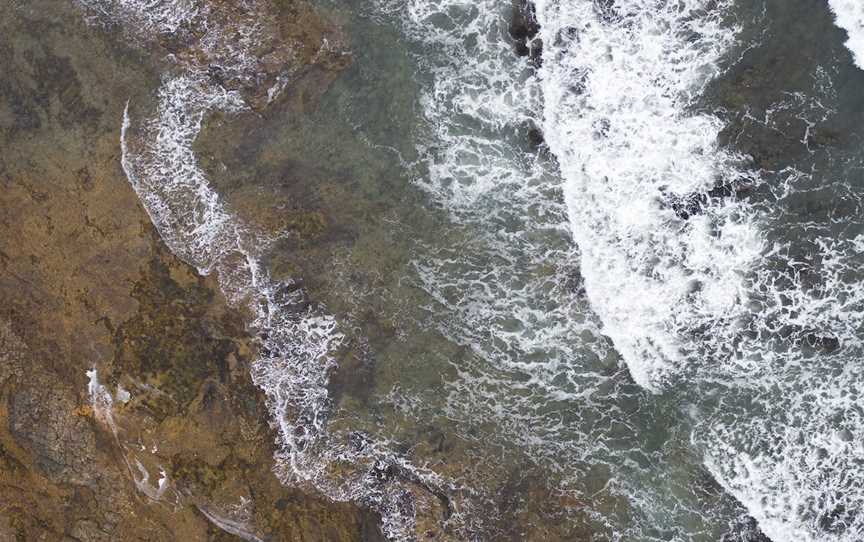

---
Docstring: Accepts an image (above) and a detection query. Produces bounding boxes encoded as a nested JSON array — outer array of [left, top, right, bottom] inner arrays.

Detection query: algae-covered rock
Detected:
[[0, 0, 381, 540]]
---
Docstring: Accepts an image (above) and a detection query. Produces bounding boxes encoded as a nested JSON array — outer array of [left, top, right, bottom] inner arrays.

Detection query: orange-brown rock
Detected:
[[0, 1, 381, 540]]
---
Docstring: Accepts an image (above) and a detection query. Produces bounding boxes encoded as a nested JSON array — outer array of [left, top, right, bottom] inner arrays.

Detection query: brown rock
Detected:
[[0, 0, 380, 540]]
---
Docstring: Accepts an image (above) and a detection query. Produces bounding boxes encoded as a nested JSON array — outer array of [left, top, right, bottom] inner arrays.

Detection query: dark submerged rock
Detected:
[[664, 180, 752, 220], [721, 517, 774, 542], [509, 0, 540, 43], [529, 38, 544, 67], [510, 0, 542, 64], [804, 333, 841, 353], [527, 123, 545, 148]]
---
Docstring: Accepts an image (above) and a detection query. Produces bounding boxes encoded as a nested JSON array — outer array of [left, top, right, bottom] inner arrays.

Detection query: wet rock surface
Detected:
[[510, 2, 542, 70], [509, 0, 540, 59], [0, 0, 383, 540]]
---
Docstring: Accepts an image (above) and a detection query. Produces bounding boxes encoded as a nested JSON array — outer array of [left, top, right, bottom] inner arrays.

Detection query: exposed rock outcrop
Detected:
[[0, 1, 382, 540]]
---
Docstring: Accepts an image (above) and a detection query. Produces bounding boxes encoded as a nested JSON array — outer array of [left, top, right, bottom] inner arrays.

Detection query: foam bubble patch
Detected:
[[829, 0, 864, 70]]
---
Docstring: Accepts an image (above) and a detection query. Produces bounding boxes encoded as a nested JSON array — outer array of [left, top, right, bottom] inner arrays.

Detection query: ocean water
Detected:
[[73, 0, 864, 540]]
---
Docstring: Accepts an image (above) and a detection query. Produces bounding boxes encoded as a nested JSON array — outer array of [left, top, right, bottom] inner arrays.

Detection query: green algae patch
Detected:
[[170, 454, 229, 496], [112, 254, 236, 413]]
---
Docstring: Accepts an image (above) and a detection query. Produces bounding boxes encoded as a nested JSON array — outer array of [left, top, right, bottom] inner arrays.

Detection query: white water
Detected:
[[73, 0, 864, 539], [381, 0, 864, 539], [533, 1, 864, 540], [377, 0, 751, 538], [534, 0, 763, 392], [829, 0, 864, 70]]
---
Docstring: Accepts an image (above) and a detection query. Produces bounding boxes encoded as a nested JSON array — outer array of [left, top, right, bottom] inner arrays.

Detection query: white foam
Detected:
[[829, 0, 864, 70], [122, 71, 432, 541], [701, 353, 864, 542], [533, 1, 864, 540], [533, 0, 762, 392], [378, 0, 749, 537], [373, 0, 864, 535], [77, 0, 200, 41]]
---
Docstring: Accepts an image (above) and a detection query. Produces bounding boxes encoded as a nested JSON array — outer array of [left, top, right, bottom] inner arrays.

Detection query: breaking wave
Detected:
[[534, 0, 864, 540], [375, 0, 749, 538], [535, 0, 762, 392], [829, 0, 864, 70], [382, 0, 864, 539]]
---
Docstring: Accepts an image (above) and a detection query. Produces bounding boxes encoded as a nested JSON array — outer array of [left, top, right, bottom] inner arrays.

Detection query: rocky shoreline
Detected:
[[0, 0, 818, 539], [0, 0, 385, 540]]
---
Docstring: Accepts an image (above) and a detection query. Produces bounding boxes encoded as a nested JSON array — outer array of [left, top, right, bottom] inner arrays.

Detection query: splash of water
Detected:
[[829, 0, 864, 70]]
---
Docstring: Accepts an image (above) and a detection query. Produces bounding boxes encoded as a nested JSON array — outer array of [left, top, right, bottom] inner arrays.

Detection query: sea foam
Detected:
[[378, 0, 756, 538], [533, 0, 761, 392], [534, 1, 864, 540], [829, 0, 864, 69]]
